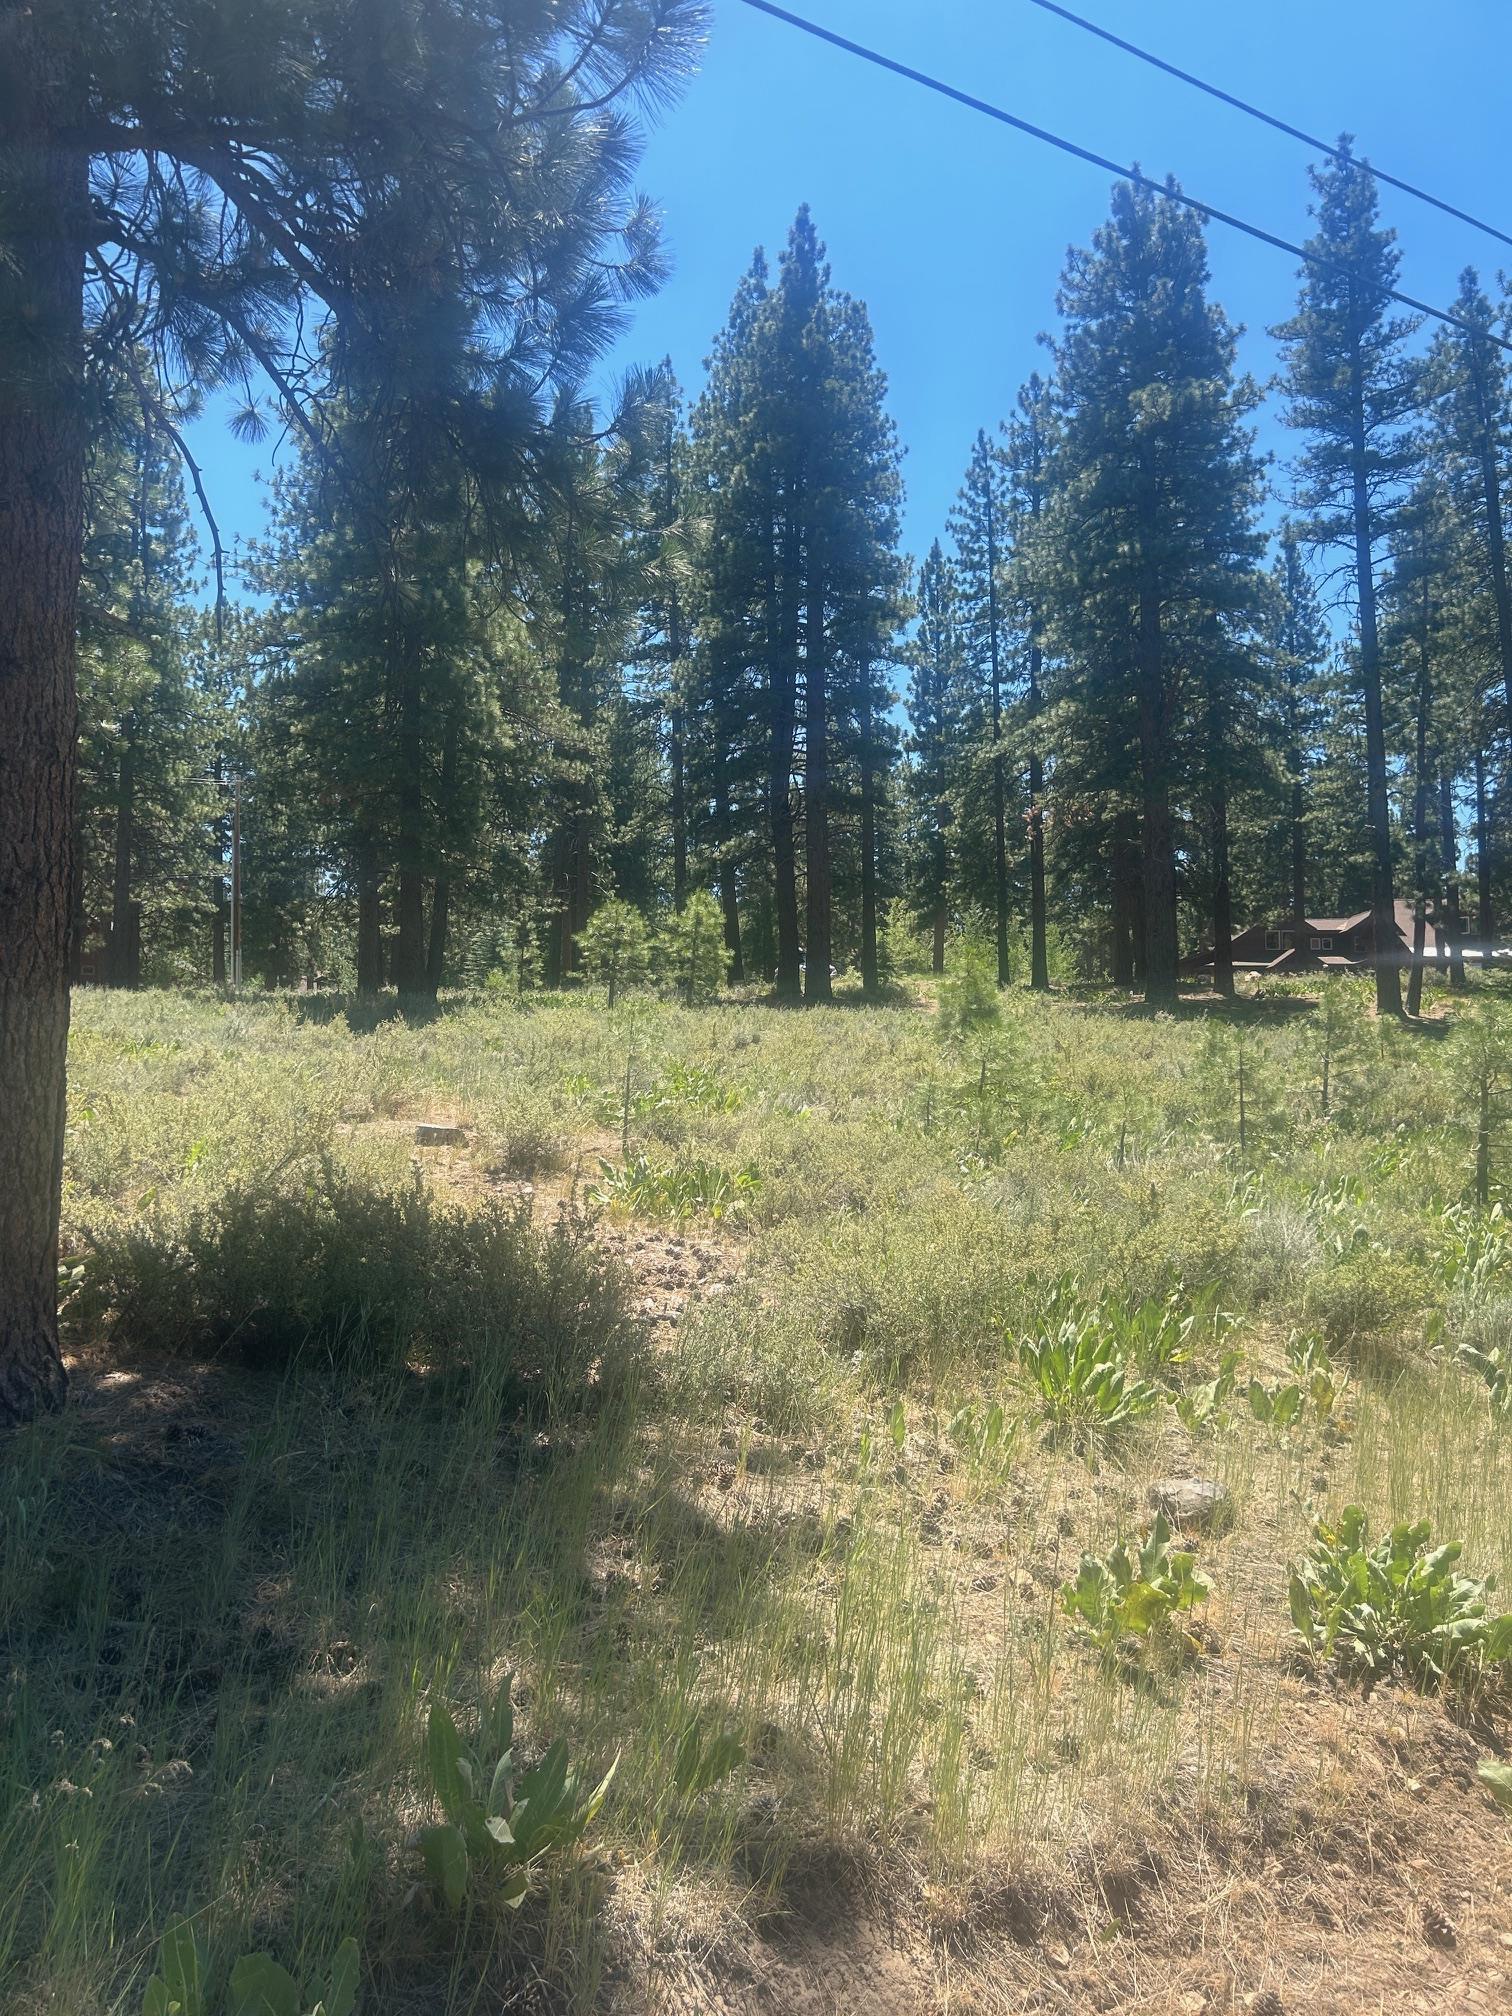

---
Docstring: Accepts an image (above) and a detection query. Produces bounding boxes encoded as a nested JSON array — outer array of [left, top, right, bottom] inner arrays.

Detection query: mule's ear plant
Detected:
[[142, 1922, 359, 2016], [671, 1718, 746, 1796], [1018, 1296, 1161, 1442], [1061, 1513, 1211, 1663], [418, 1677, 617, 1912], [1288, 1508, 1512, 1692]]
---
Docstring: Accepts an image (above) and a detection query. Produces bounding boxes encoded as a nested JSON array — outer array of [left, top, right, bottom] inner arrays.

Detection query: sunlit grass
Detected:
[[4, 972, 1510, 2010]]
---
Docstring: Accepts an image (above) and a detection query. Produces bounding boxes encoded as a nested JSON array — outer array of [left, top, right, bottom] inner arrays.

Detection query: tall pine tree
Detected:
[[1276, 141, 1420, 1016]]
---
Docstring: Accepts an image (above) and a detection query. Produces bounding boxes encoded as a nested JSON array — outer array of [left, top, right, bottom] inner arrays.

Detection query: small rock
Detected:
[[414, 1122, 467, 1147], [1148, 1476, 1232, 1532]]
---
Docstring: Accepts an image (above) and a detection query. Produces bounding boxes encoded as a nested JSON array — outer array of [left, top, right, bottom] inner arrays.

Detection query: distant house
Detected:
[[1183, 901, 1464, 979]]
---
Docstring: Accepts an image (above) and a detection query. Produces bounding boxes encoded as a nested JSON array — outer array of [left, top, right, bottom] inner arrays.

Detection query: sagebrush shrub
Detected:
[[77, 1163, 627, 1394]]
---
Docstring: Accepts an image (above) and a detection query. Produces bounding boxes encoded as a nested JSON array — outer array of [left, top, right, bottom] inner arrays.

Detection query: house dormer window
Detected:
[[1265, 929, 1281, 950], [1310, 935, 1334, 951]]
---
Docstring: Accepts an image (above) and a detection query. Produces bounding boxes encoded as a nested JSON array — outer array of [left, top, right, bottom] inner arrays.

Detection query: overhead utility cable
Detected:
[[734, 0, 1512, 355]]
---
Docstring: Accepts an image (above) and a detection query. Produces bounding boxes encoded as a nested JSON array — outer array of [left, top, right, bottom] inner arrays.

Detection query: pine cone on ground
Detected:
[[1421, 1901, 1457, 1947], [1249, 1991, 1284, 2016]]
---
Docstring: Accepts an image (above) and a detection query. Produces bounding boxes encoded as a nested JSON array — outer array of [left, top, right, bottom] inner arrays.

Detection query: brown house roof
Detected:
[[1187, 899, 1453, 976]]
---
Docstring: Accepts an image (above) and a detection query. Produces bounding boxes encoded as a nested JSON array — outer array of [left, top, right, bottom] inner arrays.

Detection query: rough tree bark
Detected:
[[1135, 578, 1179, 1008], [711, 730, 744, 982], [1026, 625, 1049, 992], [1439, 767, 1467, 990], [0, 24, 84, 1422], [1348, 390, 1402, 1016], [802, 566, 832, 1005], [858, 653, 879, 999], [1474, 743, 1494, 944], [1111, 815, 1140, 989], [769, 506, 801, 1003]]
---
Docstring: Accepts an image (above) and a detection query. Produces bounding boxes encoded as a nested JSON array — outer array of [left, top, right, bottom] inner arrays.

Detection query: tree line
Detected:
[[70, 158, 1510, 1031]]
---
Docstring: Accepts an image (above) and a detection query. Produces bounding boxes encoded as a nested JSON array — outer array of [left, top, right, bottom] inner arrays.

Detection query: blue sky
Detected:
[[185, 0, 1512, 589]]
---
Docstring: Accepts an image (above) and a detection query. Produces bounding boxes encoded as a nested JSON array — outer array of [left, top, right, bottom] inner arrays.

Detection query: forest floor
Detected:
[[6, 975, 1512, 2014]]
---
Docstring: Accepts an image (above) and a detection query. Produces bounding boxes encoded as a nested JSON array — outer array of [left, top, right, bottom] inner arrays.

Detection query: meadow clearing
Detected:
[[5, 973, 1512, 2015]]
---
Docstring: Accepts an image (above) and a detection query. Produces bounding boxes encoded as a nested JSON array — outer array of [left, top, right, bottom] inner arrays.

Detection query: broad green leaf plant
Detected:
[[419, 1676, 617, 1911], [143, 1921, 358, 2016], [1061, 1513, 1212, 1660], [1289, 1507, 1512, 1691]]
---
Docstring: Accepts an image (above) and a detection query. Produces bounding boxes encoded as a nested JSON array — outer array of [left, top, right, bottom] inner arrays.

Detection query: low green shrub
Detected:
[[76, 1164, 626, 1392], [944, 1398, 1019, 1477], [1306, 1248, 1434, 1353], [1458, 1338, 1512, 1421], [1288, 1506, 1512, 1691]]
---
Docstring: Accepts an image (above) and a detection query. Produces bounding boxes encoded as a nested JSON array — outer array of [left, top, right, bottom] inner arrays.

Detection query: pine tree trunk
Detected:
[[1475, 743, 1494, 944], [212, 876, 227, 987], [1469, 347, 1512, 737], [1136, 580, 1178, 1007], [395, 869, 426, 995], [1210, 782, 1234, 1000], [985, 486, 1009, 987], [0, 32, 84, 1423], [1408, 584, 1432, 1018], [1027, 625, 1049, 991], [1111, 816, 1139, 988], [420, 704, 460, 1000], [770, 523, 801, 1003], [712, 735, 744, 981], [1349, 421, 1402, 1016], [1439, 767, 1467, 989], [669, 697, 687, 912], [426, 879, 449, 996], [391, 607, 428, 995], [859, 655, 879, 998], [105, 739, 135, 987], [803, 570, 832, 1005], [356, 851, 384, 995]]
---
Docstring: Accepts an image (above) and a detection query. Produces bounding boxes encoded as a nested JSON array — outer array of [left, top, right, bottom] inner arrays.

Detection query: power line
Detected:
[[1025, 0, 1512, 255], [734, 0, 1512, 356]]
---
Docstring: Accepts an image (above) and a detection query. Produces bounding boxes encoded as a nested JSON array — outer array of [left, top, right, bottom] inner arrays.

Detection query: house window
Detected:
[[1320, 936, 1332, 950], [1310, 937, 1321, 950], [1265, 929, 1281, 951]]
